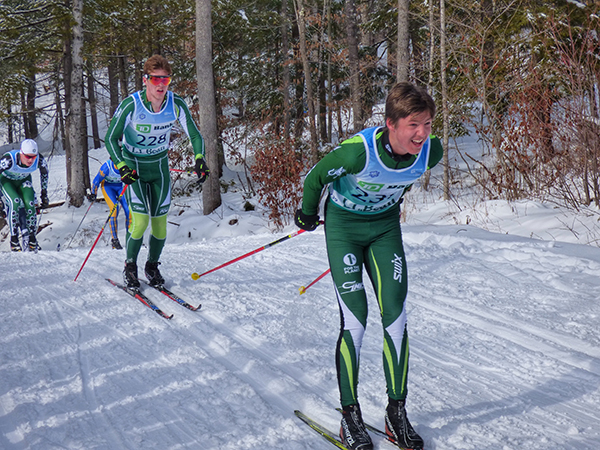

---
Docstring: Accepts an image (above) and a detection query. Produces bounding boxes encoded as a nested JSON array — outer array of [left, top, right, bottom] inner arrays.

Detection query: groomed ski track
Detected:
[[1, 226, 600, 449]]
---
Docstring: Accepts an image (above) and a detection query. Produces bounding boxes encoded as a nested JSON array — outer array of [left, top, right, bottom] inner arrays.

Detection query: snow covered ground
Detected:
[[1, 143, 600, 450]]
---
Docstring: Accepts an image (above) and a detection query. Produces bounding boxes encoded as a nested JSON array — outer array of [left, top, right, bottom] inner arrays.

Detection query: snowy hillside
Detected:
[[1, 145, 600, 449]]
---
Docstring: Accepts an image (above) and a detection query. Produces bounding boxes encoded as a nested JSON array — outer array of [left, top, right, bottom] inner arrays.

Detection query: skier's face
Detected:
[[143, 69, 171, 106], [20, 153, 37, 167], [386, 110, 432, 156]]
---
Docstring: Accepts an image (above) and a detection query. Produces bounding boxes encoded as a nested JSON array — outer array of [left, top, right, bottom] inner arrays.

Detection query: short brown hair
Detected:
[[143, 54, 172, 76], [385, 82, 436, 125]]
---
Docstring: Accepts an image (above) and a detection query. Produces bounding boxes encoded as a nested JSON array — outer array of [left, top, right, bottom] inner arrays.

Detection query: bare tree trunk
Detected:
[[20, 92, 29, 138], [440, 0, 450, 201], [294, 0, 319, 164], [66, 0, 86, 207], [326, 0, 332, 142], [7, 105, 14, 144], [397, 0, 410, 82], [196, 0, 222, 215], [281, 0, 292, 139], [87, 60, 101, 149], [80, 85, 90, 190], [107, 58, 120, 117], [26, 68, 38, 138], [427, 0, 435, 89], [345, 0, 363, 133], [422, 0, 436, 190], [119, 54, 129, 98], [63, 39, 72, 188]]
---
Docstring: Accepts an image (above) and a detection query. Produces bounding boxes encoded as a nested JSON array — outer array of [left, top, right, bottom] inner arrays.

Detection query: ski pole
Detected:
[[74, 185, 128, 281], [65, 197, 96, 250], [299, 268, 331, 294], [191, 222, 323, 280]]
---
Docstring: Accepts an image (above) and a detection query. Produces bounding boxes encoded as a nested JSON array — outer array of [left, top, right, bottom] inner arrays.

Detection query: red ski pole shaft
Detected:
[[74, 185, 128, 281], [191, 223, 323, 280], [299, 268, 331, 294]]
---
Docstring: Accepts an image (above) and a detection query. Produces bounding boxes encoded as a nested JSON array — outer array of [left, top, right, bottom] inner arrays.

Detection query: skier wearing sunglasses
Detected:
[[0, 139, 49, 252], [105, 54, 209, 289]]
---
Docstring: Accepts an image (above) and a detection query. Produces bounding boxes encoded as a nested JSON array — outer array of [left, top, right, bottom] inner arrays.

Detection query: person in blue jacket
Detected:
[[88, 159, 130, 249], [0, 139, 49, 252]]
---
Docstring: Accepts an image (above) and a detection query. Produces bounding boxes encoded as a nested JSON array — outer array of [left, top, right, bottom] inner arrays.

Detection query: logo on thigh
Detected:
[[343, 253, 359, 274], [339, 280, 364, 294], [392, 253, 403, 281]]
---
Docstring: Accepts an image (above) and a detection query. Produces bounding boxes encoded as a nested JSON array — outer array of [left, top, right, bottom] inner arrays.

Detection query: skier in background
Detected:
[[105, 54, 209, 289], [0, 139, 49, 252], [88, 159, 130, 250], [294, 82, 443, 450]]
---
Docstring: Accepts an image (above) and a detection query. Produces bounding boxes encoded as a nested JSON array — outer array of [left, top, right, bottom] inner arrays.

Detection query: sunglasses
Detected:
[[21, 153, 37, 160], [145, 74, 172, 86]]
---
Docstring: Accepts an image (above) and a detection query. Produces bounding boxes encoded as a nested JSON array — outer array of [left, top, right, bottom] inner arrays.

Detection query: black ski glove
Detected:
[[40, 189, 49, 209], [87, 190, 96, 203], [294, 209, 320, 231], [119, 165, 139, 185], [195, 157, 210, 183]]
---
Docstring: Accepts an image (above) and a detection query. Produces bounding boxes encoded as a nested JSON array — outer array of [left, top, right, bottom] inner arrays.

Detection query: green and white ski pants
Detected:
[[0, 175, 37, 237], [123, 153, 171, 264], [324, 201, 410, 407]]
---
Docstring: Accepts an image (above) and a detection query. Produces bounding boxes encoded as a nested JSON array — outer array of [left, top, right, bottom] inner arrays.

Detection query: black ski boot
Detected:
[[123, 262, 140, 289], [28, 234, 39, 253], [145, 261, 165, 287], [111, 238, 123, 249], [10, 235, 21, 252], [385, 399, 424, 450], [339, 404, 373, 450]]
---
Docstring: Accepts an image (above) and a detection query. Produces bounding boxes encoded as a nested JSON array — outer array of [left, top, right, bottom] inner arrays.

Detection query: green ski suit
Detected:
[[105, 89, 205, 263], [300, 126, 443, 406], [0, 150, 49, 238]]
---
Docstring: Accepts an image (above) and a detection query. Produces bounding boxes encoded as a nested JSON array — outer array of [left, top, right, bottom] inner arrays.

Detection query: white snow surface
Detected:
[[2, 146, 600, 450]]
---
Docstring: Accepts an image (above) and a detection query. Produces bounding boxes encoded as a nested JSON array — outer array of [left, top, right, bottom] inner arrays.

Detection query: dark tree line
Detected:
[[1, 0, 599, 222]]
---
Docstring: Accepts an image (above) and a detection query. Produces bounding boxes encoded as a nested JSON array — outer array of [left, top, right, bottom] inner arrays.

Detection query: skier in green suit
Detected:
[[295, 82, 443, 450], [105, 54, 209, 288], [0, 139, 49, 252]]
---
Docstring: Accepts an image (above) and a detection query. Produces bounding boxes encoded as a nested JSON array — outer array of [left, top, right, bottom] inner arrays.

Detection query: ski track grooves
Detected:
[[180, 306, 336, 415], [39, 285, 133, 450], [410, 290, 600, 377]]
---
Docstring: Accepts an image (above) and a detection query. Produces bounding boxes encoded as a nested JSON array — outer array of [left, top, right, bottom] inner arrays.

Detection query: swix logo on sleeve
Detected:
[[392, 253, 403, 281], [327, 167, 346, 178]]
